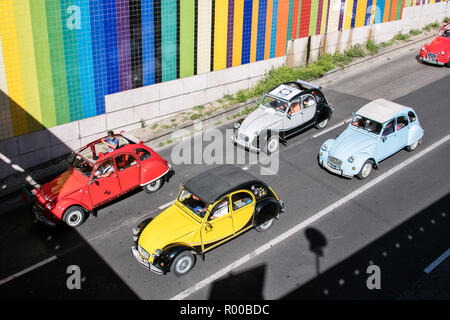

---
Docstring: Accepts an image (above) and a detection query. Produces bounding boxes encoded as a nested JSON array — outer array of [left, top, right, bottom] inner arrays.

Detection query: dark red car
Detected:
[[419, 22, 450, 67], [23, 131, 173, 228]]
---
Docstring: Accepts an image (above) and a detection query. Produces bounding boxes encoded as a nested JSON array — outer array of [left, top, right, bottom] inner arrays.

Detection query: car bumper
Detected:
[[31, 203, 58, 227], [419, 53, 446, 65], [131, 245, 164, 275], [318, 153, 354, 178], [22, 187, 58, 227], [231, 133, 260, 152]]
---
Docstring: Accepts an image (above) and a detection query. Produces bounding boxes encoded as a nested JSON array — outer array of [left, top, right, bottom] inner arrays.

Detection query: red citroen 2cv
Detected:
[[419, 21, 450, 67], [23, 131, 173, 228]]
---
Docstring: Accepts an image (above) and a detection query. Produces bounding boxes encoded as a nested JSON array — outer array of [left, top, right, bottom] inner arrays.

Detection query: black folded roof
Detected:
[[183, 165, 263, 204]]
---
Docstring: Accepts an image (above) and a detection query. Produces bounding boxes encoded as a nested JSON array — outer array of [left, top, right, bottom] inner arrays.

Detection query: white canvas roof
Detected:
[[269, 84, 302, 101], [356, 99, 409, 123]]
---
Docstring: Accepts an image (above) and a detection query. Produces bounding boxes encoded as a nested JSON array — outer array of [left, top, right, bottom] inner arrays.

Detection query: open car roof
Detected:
[[183, 165, 264, 204]]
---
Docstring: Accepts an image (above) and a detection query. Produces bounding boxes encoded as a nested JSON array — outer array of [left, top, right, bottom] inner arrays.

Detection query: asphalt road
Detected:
[[0, 42, 449, 300]]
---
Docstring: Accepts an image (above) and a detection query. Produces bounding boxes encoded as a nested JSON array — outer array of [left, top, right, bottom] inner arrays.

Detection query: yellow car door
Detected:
[[201, 197, 234, 252], [229, 190, 255, 235]]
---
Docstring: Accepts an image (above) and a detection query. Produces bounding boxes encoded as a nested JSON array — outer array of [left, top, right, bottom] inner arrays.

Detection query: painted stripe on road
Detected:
[[159, 201, 175, 210], [312, 118, 352, 139], [170, 134, 450, 300], [0, 255, 57, 286], [424, 248, 450, 274]]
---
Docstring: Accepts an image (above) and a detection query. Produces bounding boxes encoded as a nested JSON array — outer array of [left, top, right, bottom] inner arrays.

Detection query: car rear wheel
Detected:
[[315, 118, 329, 130], [406, 138, 422, 152], [171, 251, 196, 276], [255, 218, 274, 232], [144, 178, 163, 193], [63, 206, 86, 228], [356, 160, 373, 180]]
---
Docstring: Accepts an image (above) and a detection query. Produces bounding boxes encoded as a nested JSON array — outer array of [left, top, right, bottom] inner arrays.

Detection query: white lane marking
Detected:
[[312, 118, 352, 139], [0, 256, 57, 286], [159, 201, 175, 210], [170, 134, 450, 300], [424, 249, 450, 274]]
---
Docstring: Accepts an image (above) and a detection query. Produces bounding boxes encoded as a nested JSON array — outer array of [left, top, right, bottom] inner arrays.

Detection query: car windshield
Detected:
[[72, 154, 94, 177], [260, 95, 289, 114], [178, 188, 208, 218], [438, 29, 450, 38], [351, 115, 383, 135]]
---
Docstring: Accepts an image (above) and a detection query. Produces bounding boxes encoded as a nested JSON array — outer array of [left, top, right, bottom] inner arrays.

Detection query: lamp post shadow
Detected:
[[305, 227, 328, 275]]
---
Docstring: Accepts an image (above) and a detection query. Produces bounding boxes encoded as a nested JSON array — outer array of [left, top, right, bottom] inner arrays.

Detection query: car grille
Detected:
[[238, 133, 249, 142], [427, 53, 437, 61], [328, 156, 342, 170]]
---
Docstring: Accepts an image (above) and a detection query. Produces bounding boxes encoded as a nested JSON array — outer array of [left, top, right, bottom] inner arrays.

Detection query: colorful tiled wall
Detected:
[[0, 0, 444, 140]]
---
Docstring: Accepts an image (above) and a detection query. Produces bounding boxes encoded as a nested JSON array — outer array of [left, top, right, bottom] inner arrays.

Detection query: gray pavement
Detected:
[[0, 37, 449, 301]]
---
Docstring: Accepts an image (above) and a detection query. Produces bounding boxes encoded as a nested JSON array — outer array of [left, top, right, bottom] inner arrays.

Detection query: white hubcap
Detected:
[[67, 211, 82, 226], [146, 179, 161, 191], [362, 163, 372, 178], [268, 139, 278, 153], [318, 119, 328, 128], [176, 257, 193, 273]]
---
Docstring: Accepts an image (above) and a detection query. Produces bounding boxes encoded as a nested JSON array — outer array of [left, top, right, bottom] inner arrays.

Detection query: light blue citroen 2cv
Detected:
[[318, 99, 424, 179]]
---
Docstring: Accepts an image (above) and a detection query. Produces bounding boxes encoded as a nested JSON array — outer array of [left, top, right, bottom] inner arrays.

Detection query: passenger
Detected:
[[288, 102, 301, 115], [209, 200, 229, 220], [95, 160, 114, 178], [102, 131, 119, 153]]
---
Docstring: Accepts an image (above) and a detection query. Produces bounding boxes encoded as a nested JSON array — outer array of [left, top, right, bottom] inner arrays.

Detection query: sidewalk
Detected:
[[0, 31, 437, 205]]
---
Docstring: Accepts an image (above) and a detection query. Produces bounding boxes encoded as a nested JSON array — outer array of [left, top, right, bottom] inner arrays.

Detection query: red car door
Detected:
[[114, 153, 140, 193], [89, 158, 122, 207]]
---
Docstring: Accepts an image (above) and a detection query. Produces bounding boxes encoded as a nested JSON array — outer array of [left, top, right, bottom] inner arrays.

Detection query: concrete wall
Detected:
[[0, 2, 449, 180]]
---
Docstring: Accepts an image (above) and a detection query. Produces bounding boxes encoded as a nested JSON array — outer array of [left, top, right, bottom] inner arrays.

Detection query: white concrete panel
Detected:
[[106, 109, 134, 131], [78, 114, 107, 138]]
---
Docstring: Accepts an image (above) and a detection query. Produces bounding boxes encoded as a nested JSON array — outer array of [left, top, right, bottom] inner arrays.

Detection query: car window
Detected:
[[382, 119, 396, 137], [94, 159, 115, 178], [301, 95, 316, 109], [396, 116, 409, 131], [351, 115, 383, 135], [208, 198, 230, 221], [251, 184, 268, 200], [288, 99, 301, 115], [408, 111, 417, 123], [135, 148, 151, 161], [261, 95, 289, 114], [178, 189, 208, 218], [311, 90, 324, 103], [231, 192, 253, 211], [115, 154, 138, 171]]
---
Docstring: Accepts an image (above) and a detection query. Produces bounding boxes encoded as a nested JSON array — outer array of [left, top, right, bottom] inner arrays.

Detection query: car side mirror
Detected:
[[381, 136, 386, 143], [89, 176, 99, 185]]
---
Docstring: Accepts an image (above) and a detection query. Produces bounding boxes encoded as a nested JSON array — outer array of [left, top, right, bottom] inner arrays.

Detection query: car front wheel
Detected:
[[144, 178, 163, 193], [63, 206, 86, 228], [356, 160, 373, 180], [171, 251, 196, 276], [266, 136, 279, 154]]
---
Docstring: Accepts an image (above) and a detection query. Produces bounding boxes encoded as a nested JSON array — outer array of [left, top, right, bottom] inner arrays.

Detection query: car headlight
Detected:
[[348, 156, 354, 163], [421, 46, 426, 52], [322, 144, 328, 151], [132, 227, 140, 236], [234, 122, 240, 129], [46, 202, 55, 210]]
